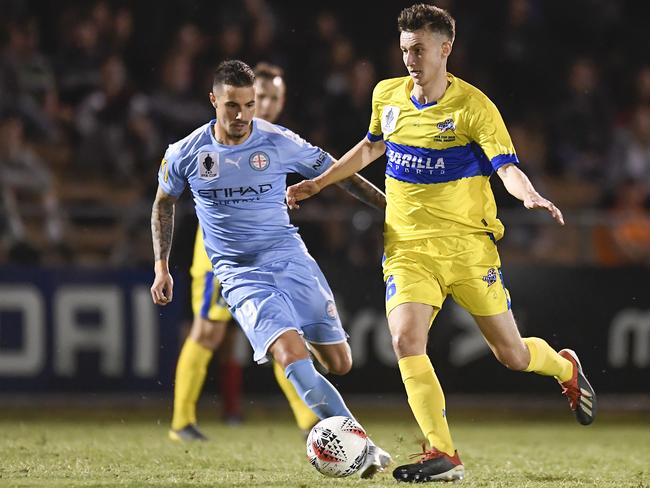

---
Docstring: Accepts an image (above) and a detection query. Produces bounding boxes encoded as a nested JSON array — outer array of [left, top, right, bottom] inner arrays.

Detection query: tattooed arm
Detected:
[[150, 186, 178, 305], [335, 173, 386, 211]]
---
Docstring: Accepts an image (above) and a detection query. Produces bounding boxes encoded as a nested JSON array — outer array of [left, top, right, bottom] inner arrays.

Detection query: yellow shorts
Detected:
[[190, 227, 232, 322], [383, 234, 511, 319]]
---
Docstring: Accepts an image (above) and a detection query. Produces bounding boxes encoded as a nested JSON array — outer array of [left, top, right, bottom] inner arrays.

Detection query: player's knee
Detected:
[[275, 350, 309, 369], [270, 331, 311, 368], [190, 317, 226, 350], [326, 353, 352, 375], [391, 330, 422, 358], [272, 344, 309, 370]]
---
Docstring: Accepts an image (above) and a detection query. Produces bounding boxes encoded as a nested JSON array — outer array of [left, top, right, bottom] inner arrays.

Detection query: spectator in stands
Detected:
[[609, 106, 650, 194], [594, 179, 650, 267], [0, 112, 66, 262], [75, 55, 160, 182], [493, 0, 546, 114], [54, 13, 105, 108], [0, 17, 61, 142], [150, 53, 212, 144], [551, 58, 612, 181]]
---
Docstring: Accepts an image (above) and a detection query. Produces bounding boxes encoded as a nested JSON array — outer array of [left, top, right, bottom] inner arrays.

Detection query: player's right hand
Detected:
[[150, 271, 174, 305], [286, 179, 321, 209]]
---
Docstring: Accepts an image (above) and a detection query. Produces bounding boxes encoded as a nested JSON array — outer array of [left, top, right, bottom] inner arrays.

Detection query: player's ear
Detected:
[[209, 92, 217, 108], [441, 40, 453, 57]]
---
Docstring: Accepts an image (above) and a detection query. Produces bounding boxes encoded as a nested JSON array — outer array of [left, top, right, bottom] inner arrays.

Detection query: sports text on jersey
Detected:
[[311, 149, 328, 171], [387, 147, 446, 173], [198, 184, 273, 205]]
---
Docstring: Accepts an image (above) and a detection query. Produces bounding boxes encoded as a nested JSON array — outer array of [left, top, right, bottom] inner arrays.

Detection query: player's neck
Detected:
[[411, 70, 449, 105], [213, 123, 252, 146]]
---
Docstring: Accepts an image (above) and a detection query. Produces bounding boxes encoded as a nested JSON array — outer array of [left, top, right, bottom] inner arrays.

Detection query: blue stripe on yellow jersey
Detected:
[[384, 140, 493, 184], [367, 74, 519, 243]]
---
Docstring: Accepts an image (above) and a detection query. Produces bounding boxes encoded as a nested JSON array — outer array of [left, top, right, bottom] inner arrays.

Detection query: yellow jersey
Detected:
[[367, 73, 518, 244]]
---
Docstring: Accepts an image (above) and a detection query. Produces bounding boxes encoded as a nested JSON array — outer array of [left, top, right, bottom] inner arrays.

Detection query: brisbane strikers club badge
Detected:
[[482, 268, 497, 287], [249, 151, 270, 171], [198, 152, 219, 180]]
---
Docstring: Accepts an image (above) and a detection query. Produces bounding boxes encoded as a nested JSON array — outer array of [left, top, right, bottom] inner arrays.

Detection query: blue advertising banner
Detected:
[[0, 265, 648, 394], [0, 267, 183, 391]]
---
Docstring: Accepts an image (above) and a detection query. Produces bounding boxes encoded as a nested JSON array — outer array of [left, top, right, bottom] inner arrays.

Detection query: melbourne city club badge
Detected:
[[249, 151, 270, 171]]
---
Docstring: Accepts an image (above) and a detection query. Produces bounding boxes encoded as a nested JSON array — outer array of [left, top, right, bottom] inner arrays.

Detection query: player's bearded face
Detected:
[[400, 29, 450, 86], [213, 84, 256, 139]]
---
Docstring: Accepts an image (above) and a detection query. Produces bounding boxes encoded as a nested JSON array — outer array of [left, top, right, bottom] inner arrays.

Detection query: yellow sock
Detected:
[[399, 354, 454, 456], [171, 338, 213, 431], [523, 337, 573, 382], [273, 360, 319, 431]]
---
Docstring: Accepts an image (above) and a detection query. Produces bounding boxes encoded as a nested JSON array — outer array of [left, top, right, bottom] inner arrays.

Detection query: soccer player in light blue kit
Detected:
[[150, 60, 390, 478]]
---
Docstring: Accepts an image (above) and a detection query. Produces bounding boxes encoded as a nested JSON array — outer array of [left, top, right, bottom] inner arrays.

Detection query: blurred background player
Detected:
[[169, 62, 318, 442]]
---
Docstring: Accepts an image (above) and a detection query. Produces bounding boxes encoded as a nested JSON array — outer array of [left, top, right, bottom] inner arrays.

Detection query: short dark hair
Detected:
[[398, 3, 455, 41], [254, 62, 284, 81], [212, 60, 255, 90]]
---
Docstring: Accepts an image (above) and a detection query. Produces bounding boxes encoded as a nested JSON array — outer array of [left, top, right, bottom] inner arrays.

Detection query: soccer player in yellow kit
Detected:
[[170, 63, 318, 441], [287, 4, 597, 482]]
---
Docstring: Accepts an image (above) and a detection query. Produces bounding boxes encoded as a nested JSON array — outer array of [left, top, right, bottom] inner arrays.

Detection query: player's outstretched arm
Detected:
[[336, 173, 386, 210], [286, 137, 385, 209], [496, 163, 565, 225], [150, 185, 178, 305]]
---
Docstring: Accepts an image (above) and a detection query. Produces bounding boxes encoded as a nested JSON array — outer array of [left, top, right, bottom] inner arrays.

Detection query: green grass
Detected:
[[0, 406, 648, 487]]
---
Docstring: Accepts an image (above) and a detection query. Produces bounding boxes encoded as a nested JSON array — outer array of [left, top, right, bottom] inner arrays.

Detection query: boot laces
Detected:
[[409, 443, 447, 463]]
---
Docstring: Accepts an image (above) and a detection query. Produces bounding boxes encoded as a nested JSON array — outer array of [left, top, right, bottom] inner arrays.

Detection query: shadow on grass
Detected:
[[525, 473, 587, 483]]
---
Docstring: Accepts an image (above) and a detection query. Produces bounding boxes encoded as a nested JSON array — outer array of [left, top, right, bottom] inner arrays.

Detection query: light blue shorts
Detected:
[[221, 256, 346, 364]]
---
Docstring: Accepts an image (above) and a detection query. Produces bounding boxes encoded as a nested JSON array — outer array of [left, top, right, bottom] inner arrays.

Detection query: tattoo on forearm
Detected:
[[338, 175, 386, 210], [151, 196, 175, 261]]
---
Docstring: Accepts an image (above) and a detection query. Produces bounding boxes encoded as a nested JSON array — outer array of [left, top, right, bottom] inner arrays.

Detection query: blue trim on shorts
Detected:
[[385, 275, 396, 301], [498, 267, 511, 310], [200, 271, 214, 319]]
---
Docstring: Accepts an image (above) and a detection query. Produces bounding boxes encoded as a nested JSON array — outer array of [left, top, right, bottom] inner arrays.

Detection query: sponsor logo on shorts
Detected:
[[482, 268, 497, 287]]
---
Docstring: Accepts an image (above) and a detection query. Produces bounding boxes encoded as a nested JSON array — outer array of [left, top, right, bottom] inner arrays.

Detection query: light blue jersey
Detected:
[[158, 118, 346, 363], [159, 117, 331, 274]]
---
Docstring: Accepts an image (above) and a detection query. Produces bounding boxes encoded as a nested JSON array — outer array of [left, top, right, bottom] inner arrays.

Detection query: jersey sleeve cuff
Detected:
[[490, 154, 519, 171], [157, 178, 184, 197], [366, 131, 383, 142]]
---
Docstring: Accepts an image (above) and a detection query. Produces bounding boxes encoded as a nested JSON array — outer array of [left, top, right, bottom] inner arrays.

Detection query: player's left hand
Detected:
[[286, 179, 321, 209], [151, 270, 174, 305], [524, 193, 565, 225]]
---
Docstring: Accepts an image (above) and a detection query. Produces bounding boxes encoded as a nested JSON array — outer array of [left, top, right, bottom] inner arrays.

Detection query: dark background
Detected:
[[1, 0, 649, 399]]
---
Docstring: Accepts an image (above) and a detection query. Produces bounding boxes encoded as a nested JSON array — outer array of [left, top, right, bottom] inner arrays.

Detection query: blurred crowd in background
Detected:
[[1, 0, 649, 269]]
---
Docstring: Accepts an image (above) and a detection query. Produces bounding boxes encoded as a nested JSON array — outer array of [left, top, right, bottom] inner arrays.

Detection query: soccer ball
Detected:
[[306, 416, 369, 477]]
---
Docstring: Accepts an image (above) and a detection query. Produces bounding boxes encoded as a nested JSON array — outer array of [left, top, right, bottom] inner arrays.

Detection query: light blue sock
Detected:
[[284, 358, 353, 420]]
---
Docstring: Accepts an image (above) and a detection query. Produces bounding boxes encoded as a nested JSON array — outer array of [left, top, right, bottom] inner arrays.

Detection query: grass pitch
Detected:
[[0, 404, 648, 488]]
